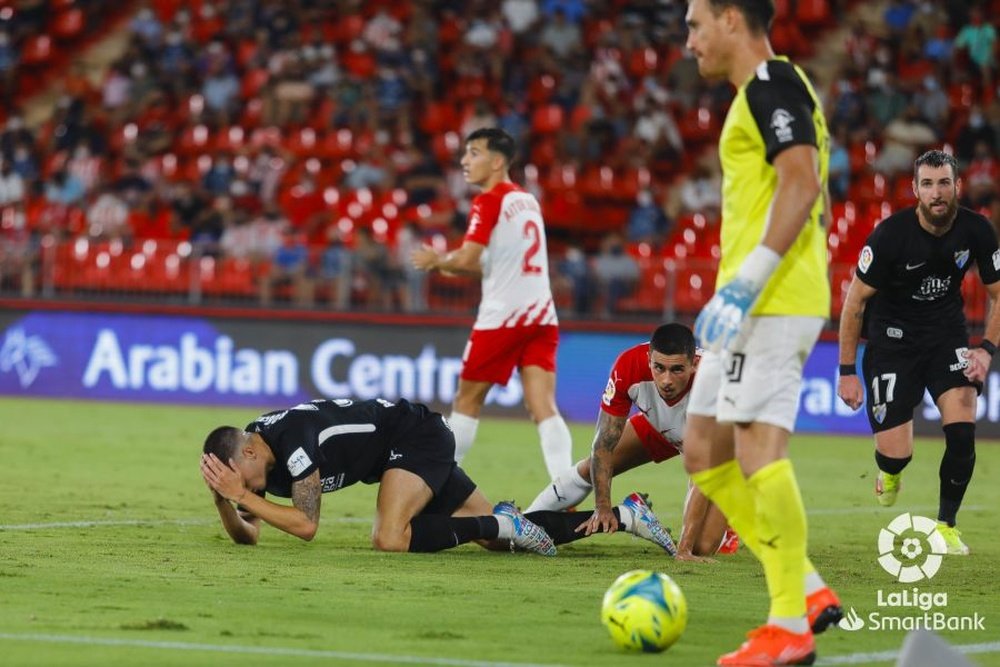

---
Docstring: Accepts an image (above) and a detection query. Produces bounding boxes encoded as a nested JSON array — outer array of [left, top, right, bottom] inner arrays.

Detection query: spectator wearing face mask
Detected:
[[627, 189, 671, 244], [593, 232, 639, 316], [956, 104, 996, 164]]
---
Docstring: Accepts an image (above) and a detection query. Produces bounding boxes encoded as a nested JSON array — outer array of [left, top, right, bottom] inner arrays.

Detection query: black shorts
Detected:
[[386, 411, 477, 515], [862, 337, 980, 432]]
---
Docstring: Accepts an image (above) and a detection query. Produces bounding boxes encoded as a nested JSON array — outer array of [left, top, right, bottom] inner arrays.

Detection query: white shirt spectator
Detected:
[[0, 166, 24, 204], [87, 191, 130, 239], [503, 0, 540, 35], [102, 68, 132, 110], [634, 107, 683, 154], [363, 10, 402, 53]]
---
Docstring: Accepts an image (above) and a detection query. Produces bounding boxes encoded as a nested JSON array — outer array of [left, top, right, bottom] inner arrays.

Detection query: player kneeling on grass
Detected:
[[526, 323, 737, 560], [200, 397, 676, 556]]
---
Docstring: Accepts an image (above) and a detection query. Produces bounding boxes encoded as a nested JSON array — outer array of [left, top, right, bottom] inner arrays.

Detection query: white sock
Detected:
[[617, 503, 635, 533], [525, 466, 593, 512], [804, 571, 826, 596], [447, 412, 479, 464], [494, 513, 514, 540], [537, 415, 573, 480], [767, 616, 809, 634]]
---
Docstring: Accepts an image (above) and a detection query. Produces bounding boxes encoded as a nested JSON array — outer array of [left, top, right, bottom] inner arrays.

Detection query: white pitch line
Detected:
[[0, 518, 212, 530], [0, 505, 986, 531], [817, 640, 1000, 665], [807, 504, 985, 516], [0, 517, 371, 531], [0, 633, 569, 667]]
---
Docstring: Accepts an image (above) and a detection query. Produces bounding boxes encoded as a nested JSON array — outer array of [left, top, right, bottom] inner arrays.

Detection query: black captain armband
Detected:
[[979, 340, 997, 357], [839, 364, 857, 376]]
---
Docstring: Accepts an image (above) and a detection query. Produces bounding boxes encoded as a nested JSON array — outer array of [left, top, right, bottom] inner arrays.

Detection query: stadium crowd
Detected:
[[0, 0, 997, 319]]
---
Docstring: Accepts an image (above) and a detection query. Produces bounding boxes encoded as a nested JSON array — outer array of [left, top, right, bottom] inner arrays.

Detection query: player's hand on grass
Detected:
[[674, 550, 715, 563], [837, 373, 864, 411], [201, 453, 248, 503], [577, 506, 619, 536], [962, 347, 990, 383]]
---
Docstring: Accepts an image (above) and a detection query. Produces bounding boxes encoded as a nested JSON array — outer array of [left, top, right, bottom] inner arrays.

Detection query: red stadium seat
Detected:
[[627, 48, 659, 79], [431, 132, 461, 165], [796, 0, 832, 29], [285, 127, 318, 158], [419, 102, 457, 136], [531, 104, 565, 135], [241, 68, 270, 99], [51, 7, 84, 39], [318, 128, 355, 160], [527, 74, 558, 106], [20, 34, 54, 66], [213, 125, 246, 153], [829, 263, 855, 318], [672, 263, 716, 314], [177, 123, 211, 156]]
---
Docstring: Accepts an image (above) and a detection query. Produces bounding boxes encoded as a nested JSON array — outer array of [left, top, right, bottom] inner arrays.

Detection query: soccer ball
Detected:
[[600, 569, 687, 653]]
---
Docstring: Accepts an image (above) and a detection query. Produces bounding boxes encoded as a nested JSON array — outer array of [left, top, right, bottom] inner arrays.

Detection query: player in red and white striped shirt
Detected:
[[526, 323, 737, 559], [411, 128, 572, 480]]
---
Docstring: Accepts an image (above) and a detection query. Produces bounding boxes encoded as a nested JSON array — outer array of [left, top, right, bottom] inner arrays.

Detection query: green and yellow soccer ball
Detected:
[[600, 569, 688, 653]]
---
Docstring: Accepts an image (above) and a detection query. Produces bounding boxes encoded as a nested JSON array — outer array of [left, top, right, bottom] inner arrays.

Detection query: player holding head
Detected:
[[526, 323, 736, 560], [838, 149, 1000, 555], [200, 398, 676, 556], [411, 127, 572, 482], [682, 0, 841, 663]]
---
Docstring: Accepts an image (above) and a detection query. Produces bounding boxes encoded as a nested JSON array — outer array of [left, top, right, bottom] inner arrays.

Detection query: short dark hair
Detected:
[[913, 149, 958, 181], [650, 323, 696, 359], [203, 426, 243, 461], [706, 0, 775, 34], [465, 127, 516, 165]]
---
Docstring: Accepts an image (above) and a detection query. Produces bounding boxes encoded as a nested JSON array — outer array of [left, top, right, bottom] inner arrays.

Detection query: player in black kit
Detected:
[[837, 150, 1000, 555], [200, 397, 676, 555]]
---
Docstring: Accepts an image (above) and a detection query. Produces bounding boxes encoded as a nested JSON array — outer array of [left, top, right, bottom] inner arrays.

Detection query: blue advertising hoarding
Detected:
[[2, 308, 998, 436]]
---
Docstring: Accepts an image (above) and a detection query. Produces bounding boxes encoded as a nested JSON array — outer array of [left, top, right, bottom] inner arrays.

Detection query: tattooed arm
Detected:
[[219, 470, 322, 542], [577, 411, 627, 536], [837, 275, 877, 411]]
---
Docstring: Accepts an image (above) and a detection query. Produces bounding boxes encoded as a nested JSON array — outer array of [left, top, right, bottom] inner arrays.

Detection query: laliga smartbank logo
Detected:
[[876, 512, 947, 583], [837, 513, 985, 633]]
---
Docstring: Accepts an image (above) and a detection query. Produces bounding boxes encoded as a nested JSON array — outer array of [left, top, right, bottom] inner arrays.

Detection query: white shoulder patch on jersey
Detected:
[[993, 248, 1000, 271], [858, 245, 874, 273], [287, 447, 312, 476], [770, 109, 795, 142], [756, 61, 770, 81], [602, 376, 616, 406]]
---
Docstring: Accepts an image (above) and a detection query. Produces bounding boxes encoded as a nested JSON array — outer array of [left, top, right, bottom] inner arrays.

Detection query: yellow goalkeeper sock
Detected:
[[690, 459, 760, 559], [748, 459, 808, 619]]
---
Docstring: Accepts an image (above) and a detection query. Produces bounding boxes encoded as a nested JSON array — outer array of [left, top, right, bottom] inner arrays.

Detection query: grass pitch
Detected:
[[0, 397, 998, 666]]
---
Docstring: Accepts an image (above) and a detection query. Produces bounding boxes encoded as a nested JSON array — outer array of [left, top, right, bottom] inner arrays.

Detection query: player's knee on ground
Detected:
[[693, 532, 722, 557], [371, 525, 410, 552]]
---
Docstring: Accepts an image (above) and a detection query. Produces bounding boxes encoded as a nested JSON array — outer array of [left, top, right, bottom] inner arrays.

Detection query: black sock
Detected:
[[875, 450, 911, 475], [524, 508, 623, 545], [939, 422, 976, 527], [407, 515, 499, 552]]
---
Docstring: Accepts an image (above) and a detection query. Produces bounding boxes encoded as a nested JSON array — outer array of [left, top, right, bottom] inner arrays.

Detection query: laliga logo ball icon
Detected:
[[877, 513, 947, 583]]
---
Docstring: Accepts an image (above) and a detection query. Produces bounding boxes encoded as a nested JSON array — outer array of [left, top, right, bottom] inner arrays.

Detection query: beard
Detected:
[[918, 196, 958, 228]]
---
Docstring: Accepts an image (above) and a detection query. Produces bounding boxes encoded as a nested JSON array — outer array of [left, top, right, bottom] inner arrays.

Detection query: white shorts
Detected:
[[688, 316, 824, 432]]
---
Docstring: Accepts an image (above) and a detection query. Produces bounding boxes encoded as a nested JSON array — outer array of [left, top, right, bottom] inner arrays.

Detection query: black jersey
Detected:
[[246, 398, 439, 498], [856, 206, 1000, 349]]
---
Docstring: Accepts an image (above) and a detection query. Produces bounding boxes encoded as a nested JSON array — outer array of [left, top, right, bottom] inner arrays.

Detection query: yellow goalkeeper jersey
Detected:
[[716, 57, 830, 317]]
